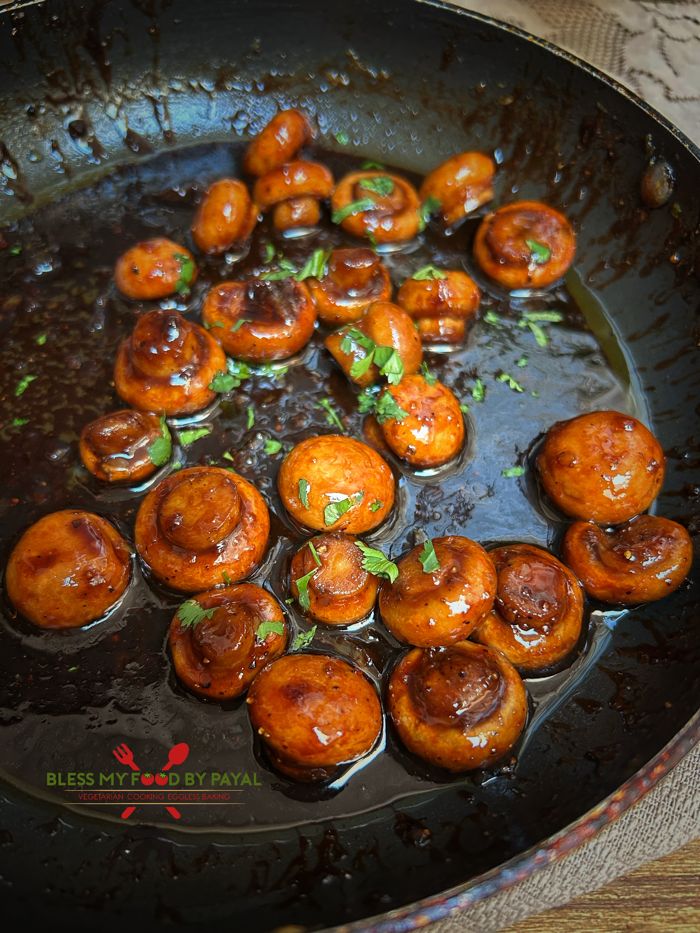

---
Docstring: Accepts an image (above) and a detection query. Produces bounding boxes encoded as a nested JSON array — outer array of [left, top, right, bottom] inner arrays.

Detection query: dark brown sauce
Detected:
[[0, 141, 649, 830]]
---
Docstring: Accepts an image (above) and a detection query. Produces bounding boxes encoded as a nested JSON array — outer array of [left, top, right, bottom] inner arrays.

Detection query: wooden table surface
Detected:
[[504, 838, 700, 932]]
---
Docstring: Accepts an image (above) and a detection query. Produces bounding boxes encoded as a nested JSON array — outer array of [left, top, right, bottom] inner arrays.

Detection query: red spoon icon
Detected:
[[161, 742, 190, 772]]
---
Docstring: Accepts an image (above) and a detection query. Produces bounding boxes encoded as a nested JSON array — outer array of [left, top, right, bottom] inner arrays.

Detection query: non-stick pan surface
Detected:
[[0, 1, 698, 930]]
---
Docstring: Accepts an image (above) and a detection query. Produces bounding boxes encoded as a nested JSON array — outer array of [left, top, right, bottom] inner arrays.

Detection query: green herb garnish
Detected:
[[298, 478, 310, 508], [260, 257, 297, 281], [374, 391, 408, 424], [209, 359, 252, 393], [355, 542, 398, 583], [174, 252, 195, 295], [222, 570, 233, 585], [177, 599, 216, 629], [263, 243, 276, 263], [525, 238, 551, 265], [359, 176, 394, 197], [148, 416, 172, 466], [294, 570, 318, 612], [9, 244, 22, 256], [292, 625, 317, 650], [178, 426, 212, 447], [308, 540, 322, 566], [324, 491, 364, 527], [412, 264, 447, 281], [361, 160, 386, 171], [246, 405, 255, 430], [255, 619, 285, 642], [483, 310, 502, 327], [418, 195, 441, 231], [295, 248, 330, 281], [419, 538, 440, 573], [230, 318, 248, 332], [11, 417, 29, 427], [420, 362, 438, 385], [334, 131, 349, 146], [14, 374, 37, 397], [517, 356, 529, 368], [502, 465, 525, 478], [471, 378, 486, 403], [369, 500, 383, 512], [497, 372, 524, 393], [332, 197, 377, 224], [36, 333, 47, 346], [317, 397, 345, 431], [264, 439, 283, 455]]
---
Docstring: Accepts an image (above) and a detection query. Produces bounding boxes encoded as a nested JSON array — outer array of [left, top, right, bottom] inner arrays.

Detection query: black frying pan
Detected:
[[0, 1, 698, 930]]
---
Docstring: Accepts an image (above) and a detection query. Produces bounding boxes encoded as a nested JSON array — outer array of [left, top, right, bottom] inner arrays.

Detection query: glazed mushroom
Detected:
[[419, 151, 496, 227], [114, 309, 226, 416], [191, 178, 258, 254], [396, 268, 480, 345], [537, 410, 665, 524], [474, 200, 576, 289], [247, 653, 382, 782], [201, 278, 317, 361], [243, 108, 313, 177], [253, 160, 334, 233], [374, 373, 465, 469], [135, 466, 270, 592], [169, 584, 288, 700], [114, 238, 197, 300], [278, 434, 395, 533], [324, 300, 423, 388], [388, 641, 527, 772], [79, 409, 168, 483], [331, 170, 421, 244], [563, 515, 693, 605], [379, 536, 496, 647], [289, 534, 379, 624], [472, 544, 584, 673], [306, 248, 392, 325], [6, 510, 131, 629]]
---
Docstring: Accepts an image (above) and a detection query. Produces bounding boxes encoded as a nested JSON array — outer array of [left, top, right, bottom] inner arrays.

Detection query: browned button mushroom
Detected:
[[331, 170, 421, 243], [201, 278, 317, 361], [114, 309, 226, 416], [243, 108, 313, 177], [307, 248, 392, 326], [388, 641, 527, 772], [169, 584, 287, 700], [135, 466, 270, 592], [191, 179, 258, 254], [79, 409, 167, 483], [396, 269, 480, 345], [563, 515, 693, 605], [247, 653, 382, 782], [324, 300, 423, 388], [6, 510, 131, 630], [114, 238, 197, 300], [474, 201, 576, 289], [537, 410, 665, 524], [253, 160, 334, 233], [379, 535, 496, 647], [472, 544, 584, 673], [289, 534, 379, 624], [376, 374, 465, 469], [278, 434, 395, 533], [419, 152, 496, 227]]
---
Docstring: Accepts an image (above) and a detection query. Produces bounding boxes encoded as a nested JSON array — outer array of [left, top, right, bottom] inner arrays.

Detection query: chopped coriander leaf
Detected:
[[374, 391, 408, 425], [412, 264, 447, 281], [317, 397, 345, 431], [264, 439, 282, 455], [148, 416, 172, 466], [483, 310, 502, 327], [222, 451, 235, 462], [255, 619, 285, 642], [340, 327, 375, 355], [177, 599, 216, 629], [527, 322, 549, 347], [260, 257, 297, 281], [459, 402, 470, 414], [11, 417, 29, 427], [359, 176, 394, 197], [298, 477, 310, 509], [525, 238, 551, 265], [294, 570, 318, 612], [292, 625, 317, 650], [36, 333, 47, 346], [246, 405, 255, 429], [520, 310, 564, 323], [173, 252, 195, 294], [516, 356, 529, 368], [367, 231, 379, 251], [373, 345, 404, 385], [357, 387, 378, 414], [256, 362, 288, 379], [324, 491, 364, 526], [419, 539, 440, 573], [355, 541, 398, 583], [263, 243, 276, 263], [9, 244, 22, 256], [230, 318, 248, 332], [67, 665, 79, 672], [334, 130, 349, 145], [295, 248, 330, 281], [308, 541, 322, 566], [349, 349, 376, 380], [471, 378, 486, 403], [209, 371, 236, 393], [14, 374, 37, 397], [502, 465, 525, 478], [497, 372, 524, 393], [361, 160, 386, 171], [332, 197, 377, 224], [178, 426, 212, 447], [420, 362, 438, 385], [418, 195, 441, 231], [204, 320, 224, 330], [171, 461, 183, 471], [222, 570, 233, 585], [369, 499, 383, 512]]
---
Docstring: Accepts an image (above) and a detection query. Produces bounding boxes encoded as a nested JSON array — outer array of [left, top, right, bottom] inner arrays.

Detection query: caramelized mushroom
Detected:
[[169, 584, 287, 699], [474, 200, 576, 289], [201, 278, 317, 361], [419, 151, 496, 227], [289, 534, 379, 624], [537, 410, 665, 524], [253, 160, 334, 233], [135, 466, 270, 592], [247, 653, 382, 782], [306, 248, 392, 325], [79, 409, 166, 483], [563, 515, 693, 605], [6, 510, 131, 629], [191, 178, 258, 254], [278, 434, 395, 533], [377, 374, 465, 468], [114, 238, 197, 301], [114, 309, 226, 416], [331, 170, 421, 243], [472, 544, 584, 672], [379, 536, 496, 647], [243, 109, 313, 177], [396, 269, 480, 345], [388, 641, 527, 772], [324, 300, 423, 388]]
